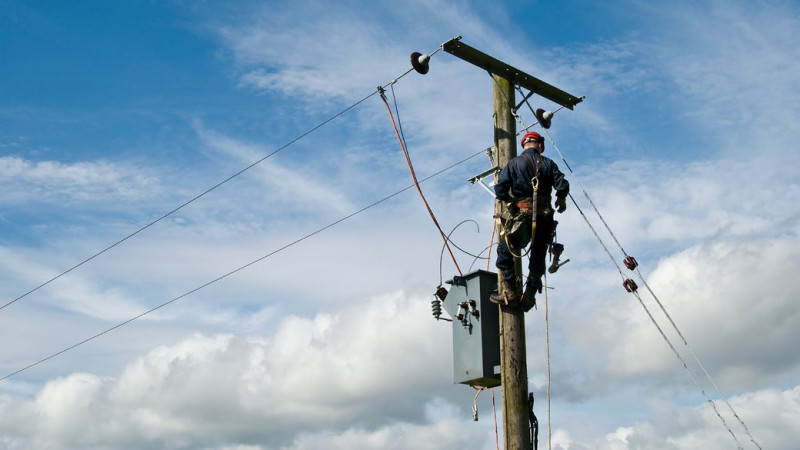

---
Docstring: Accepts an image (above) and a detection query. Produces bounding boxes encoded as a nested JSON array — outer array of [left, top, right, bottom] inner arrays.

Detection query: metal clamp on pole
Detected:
[[468, 165, 501, 198]]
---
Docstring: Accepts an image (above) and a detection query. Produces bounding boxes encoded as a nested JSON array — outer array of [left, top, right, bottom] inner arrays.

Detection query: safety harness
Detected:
[[501, 151, 543, 257]]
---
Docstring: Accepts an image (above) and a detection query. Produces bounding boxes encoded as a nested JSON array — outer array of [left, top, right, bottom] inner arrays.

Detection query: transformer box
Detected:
[[442, 270, 501, 387]]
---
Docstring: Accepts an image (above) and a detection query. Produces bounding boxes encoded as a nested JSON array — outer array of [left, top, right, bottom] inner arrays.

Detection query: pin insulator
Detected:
[[623, 278, 638, 293], [623, 256, 638, 270]]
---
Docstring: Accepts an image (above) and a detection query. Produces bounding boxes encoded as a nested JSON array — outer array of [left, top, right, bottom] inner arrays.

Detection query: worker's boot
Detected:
[[490, 278, 520, 307], [521, 274, 542, 312]]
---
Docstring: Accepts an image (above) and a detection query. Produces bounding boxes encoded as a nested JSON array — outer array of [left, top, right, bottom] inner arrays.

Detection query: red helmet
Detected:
[[520, 131, 543, 147]]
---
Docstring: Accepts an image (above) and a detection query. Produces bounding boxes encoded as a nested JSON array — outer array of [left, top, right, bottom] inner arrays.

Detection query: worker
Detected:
[[490, 131, 569, 310]]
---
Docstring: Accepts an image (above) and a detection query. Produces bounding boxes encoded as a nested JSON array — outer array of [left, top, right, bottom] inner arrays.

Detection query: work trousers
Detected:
[[496, 212, 554, 284]]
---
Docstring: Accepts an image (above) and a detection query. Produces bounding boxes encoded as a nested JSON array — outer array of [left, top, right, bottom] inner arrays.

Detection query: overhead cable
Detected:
[[0, 147, 486, 382], [0, 91, 378, 313], [0, 42, 446, 314]]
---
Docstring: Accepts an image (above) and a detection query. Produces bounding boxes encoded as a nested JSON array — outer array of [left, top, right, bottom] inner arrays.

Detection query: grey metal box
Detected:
[[443, 270, 501, 387]]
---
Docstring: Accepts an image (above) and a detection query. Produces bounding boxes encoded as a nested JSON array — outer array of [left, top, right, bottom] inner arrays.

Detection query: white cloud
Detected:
[[3, 1, 800, 448], [0, 156, 159, 205], [589, 387, 800, 450], [567, 235, 800, 395], [0, 292, 467, 449]]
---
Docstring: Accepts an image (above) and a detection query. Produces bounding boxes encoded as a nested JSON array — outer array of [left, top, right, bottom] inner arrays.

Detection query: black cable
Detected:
[[0, 90, 380, 314], [438, 219, 485, 285], [0, 148, 487, 382], [529, 392, 539, 450]]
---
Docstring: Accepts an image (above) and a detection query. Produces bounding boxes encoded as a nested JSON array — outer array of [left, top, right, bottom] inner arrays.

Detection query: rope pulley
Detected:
[[535, 108, 554, 129], [410, 52, 430, 74], [623, 278, 638, 293]]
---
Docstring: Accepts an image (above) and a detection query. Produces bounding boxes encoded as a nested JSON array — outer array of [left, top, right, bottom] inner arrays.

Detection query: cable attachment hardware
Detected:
[[623, 278, 638, 293], [623, 256, 639, 270]]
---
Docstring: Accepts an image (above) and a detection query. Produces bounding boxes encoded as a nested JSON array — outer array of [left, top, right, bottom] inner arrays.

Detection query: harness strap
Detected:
[[522, 152, 541, 247]]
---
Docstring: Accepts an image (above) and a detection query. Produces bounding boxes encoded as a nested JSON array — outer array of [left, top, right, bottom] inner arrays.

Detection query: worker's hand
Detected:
[[555, 197, 567, 213]]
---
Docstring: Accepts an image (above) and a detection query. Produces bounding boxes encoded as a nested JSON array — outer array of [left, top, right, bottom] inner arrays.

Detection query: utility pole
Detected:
[[493, 75, 530, 450], [439, 37, 582, 449]]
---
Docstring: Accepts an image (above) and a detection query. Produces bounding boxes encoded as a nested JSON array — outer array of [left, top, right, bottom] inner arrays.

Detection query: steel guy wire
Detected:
[[0, 147, 487, 382], [516, 87, 758, 446], [569, 195, 746, 449], [539, 126, 758, 449]]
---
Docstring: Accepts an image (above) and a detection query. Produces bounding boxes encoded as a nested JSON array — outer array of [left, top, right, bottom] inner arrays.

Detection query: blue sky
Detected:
[[1, 1, 799, 449]]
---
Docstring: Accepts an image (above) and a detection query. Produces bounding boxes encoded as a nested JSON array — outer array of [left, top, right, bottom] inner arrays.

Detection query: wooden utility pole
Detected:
[[440, 36, 582, 450], [493, 75, 531, 450]]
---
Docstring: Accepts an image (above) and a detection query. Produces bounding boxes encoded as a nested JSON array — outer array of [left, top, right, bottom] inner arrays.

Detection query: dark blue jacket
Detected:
[[494, 149, 569, 203]]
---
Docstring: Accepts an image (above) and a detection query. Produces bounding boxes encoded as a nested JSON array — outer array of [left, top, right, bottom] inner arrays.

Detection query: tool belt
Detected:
[[516, 195, 553, 216]]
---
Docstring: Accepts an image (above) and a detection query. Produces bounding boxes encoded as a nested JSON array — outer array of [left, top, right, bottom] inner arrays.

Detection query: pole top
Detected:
[[442, 37, 583, 110]]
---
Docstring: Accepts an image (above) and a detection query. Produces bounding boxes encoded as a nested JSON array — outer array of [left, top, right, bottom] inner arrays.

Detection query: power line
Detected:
[[4, 94, 379, 311], [1, 40, 446, 315], [0, 91, 379, 313], [0, 148, 486, 382]]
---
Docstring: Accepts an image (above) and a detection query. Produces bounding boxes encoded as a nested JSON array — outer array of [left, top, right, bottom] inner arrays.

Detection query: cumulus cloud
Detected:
[[0, 292, 475, 449], [3, 1, 799, 449], [597, 236, 800, 385], [588, 387, 800, 450]]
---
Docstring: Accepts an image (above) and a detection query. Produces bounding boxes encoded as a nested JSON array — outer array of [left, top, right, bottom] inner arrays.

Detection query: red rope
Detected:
[[380, 91, 462, 275]]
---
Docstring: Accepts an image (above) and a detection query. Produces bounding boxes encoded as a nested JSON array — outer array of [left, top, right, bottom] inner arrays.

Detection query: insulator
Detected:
[[550, 242, 564, 258], [456, 301, 468, 321], [434, 285, 448, 301], [623, 256, 638, 270], [431, 299, 443, 320], [623, 278, 638, 293], [410, 51, 430, 74], [535, 108, 553, 129], [461, 299, 478, 317]]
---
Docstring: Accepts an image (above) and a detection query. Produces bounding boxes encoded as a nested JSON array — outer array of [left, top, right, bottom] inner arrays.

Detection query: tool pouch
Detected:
[[500, 208, 532, 248]]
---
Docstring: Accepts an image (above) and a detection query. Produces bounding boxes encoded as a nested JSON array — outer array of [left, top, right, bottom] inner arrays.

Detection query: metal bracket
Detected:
[[468, 165, 500, 198]]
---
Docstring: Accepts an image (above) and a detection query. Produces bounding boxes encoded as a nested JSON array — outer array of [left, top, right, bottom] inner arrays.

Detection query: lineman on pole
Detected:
[[490, 131, 569, 311]]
